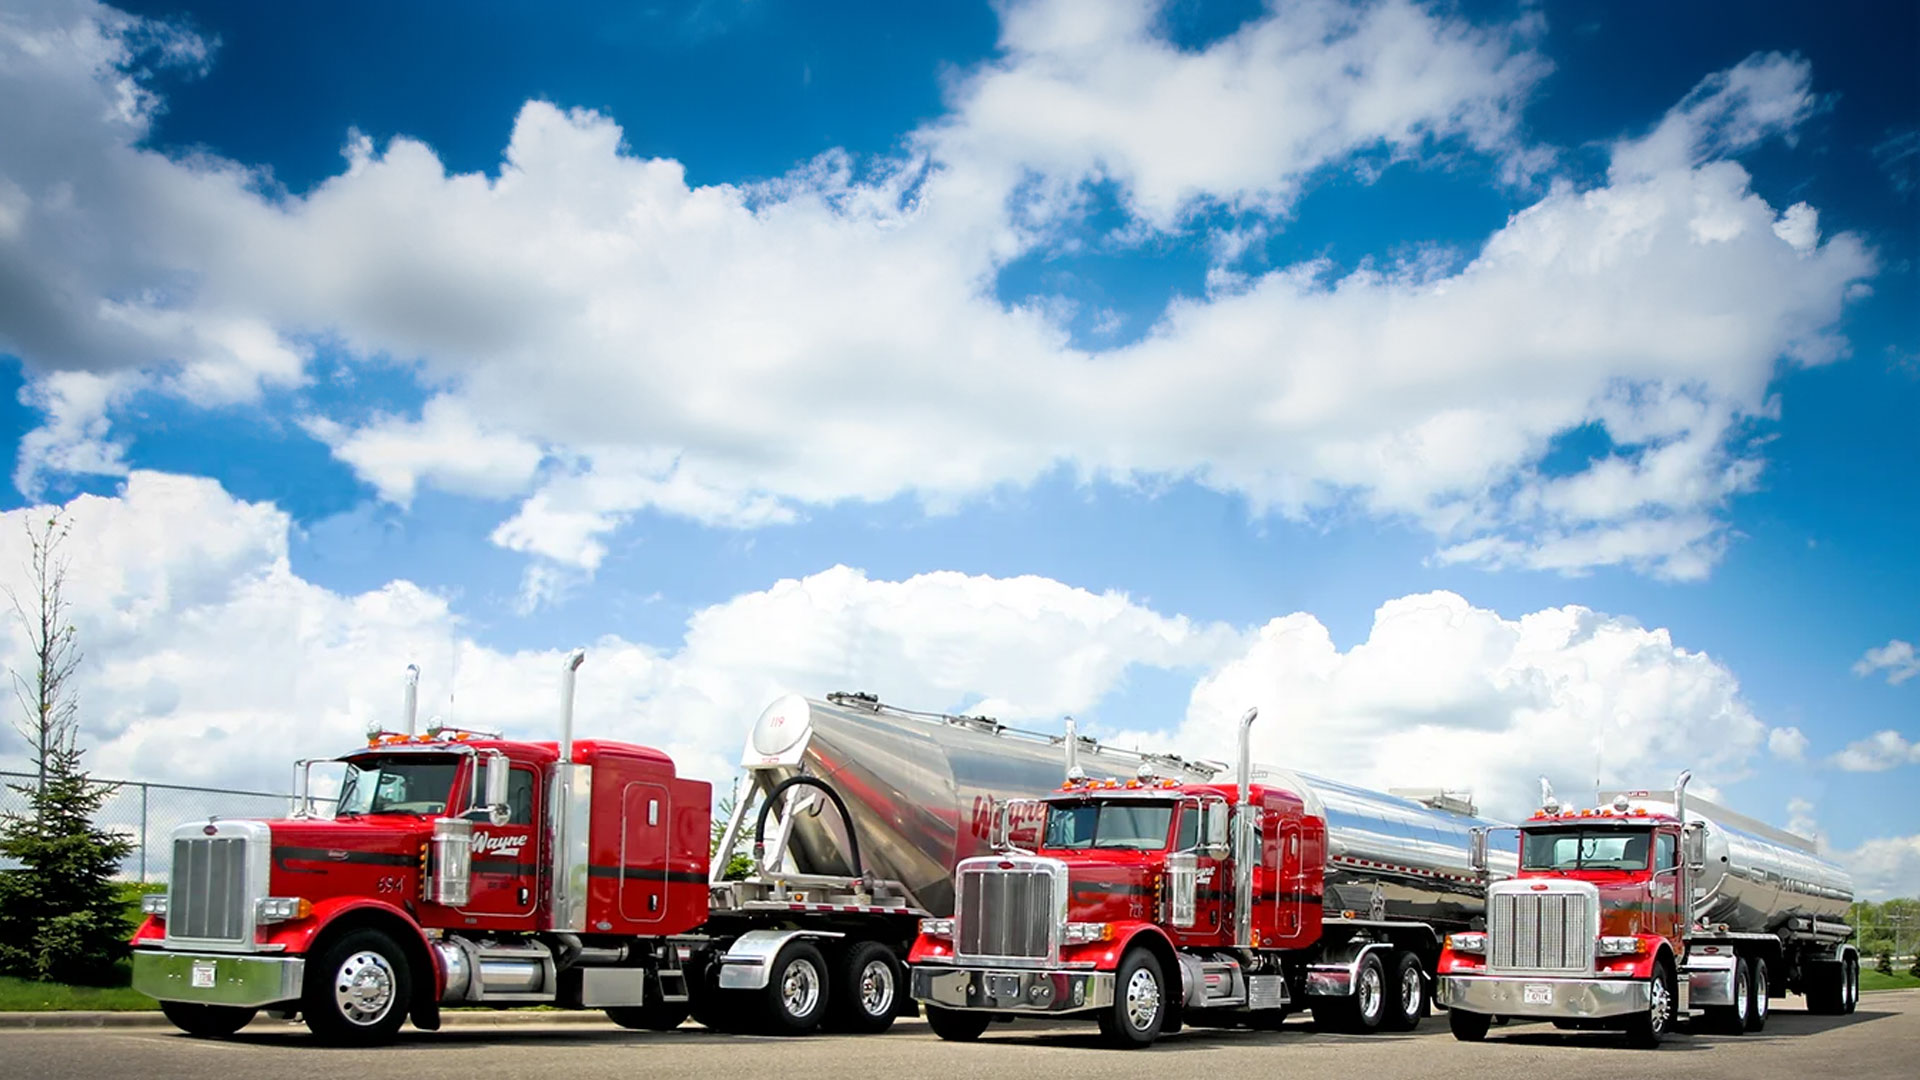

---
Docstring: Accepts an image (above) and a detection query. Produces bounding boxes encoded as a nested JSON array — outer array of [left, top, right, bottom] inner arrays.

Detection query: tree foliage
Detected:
[[0, 511, 135, 984], [0, 746, 135, 983]]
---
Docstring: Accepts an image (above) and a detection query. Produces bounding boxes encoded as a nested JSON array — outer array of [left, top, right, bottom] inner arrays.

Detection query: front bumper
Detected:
[[1438, 974, 1649, 1020], [911, 965, 1113, 1014], [132, 949, 306, 1009]]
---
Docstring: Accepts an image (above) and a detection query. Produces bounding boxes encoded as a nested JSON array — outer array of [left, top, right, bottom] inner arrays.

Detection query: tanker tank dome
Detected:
[[746, 692, 814, 766]]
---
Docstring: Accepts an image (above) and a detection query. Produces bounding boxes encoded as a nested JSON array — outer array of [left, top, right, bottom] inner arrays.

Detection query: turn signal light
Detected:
[[255, 897, 312, 924], [1446, 932, 1488, 954], [140, 894, 169, 918], [919, 917, 954, 940]]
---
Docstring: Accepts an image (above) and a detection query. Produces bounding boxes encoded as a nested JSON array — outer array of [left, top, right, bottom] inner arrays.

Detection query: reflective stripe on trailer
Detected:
[[1330, 853, 1480, 884]]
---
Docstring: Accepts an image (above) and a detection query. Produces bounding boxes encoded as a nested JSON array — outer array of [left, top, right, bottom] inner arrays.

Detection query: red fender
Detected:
[[261, 896, 443, 999]]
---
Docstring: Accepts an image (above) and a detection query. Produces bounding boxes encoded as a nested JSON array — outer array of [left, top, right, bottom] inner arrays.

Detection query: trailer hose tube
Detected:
[[752, 775, 864, 881]]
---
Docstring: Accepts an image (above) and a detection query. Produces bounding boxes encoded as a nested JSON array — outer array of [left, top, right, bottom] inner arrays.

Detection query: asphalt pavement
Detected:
[[4, 991, 1914, 1080]]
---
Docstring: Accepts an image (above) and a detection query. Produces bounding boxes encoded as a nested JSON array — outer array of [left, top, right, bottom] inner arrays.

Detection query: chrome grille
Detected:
[[170, 836, 250, 942], [1489, 891, 1591, 972], [955, 865, 1057, 964]]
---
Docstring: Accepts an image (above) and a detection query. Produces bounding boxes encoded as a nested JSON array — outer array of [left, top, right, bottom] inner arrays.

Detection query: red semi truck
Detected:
[[1435, 774, 1858, 1047], [906, 710, 1512, 1048]]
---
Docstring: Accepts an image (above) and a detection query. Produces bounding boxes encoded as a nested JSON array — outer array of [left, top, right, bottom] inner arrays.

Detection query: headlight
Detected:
[[1446, 932, 1487, 954], [918, 917, 953, 939], [1063, 922, 1112, 945], [140, 894, 168, 918], [255, 897, 312, 924], [1598, 936, 1644, 956]]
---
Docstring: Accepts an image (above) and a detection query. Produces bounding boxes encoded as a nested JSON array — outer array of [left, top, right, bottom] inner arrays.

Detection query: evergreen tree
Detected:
[[0, 746, 134, 983]]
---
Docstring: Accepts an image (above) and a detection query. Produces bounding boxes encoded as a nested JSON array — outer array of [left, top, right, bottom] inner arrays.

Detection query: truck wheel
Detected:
[[302, 928, 413, 1045], [1447, 1007, 1491, 1042], [1746, 956, 1769, 1032], [1381, 951, 1426, 1031], [1097, 947, 1168, 1048], [1842, 955, 1859, 1014], [1312, 951, 1386, 1034], [756, 940, 829, 1035], [1705, 957, 1750, 1035], [925, 1005, 993, 1041], [606, 999, 692, 1031], [1622, 958, 1675, 1049], [159, 1001, 256, 1038], [826, 941, 901, 1034]]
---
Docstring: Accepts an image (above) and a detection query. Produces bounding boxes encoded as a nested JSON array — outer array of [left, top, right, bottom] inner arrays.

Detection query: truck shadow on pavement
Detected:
[[1485, 1005, 1894, 1052]]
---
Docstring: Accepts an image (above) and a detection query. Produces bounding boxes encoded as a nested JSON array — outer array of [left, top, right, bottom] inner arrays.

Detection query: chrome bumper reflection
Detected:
[[133, 949, 306, 1008], [1438, 974, 1649, 1020], [911, 965, 1113, 1014]]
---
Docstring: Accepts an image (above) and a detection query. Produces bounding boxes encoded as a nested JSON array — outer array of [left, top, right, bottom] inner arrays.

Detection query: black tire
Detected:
[[926, 1005, 993, 1041], [1381, 951, 1426, 1032], [1704, 957, 1750, 1035], [1746, 956, 1769, 1032], [302, 928, 413, 1045], [159, 1001, 256, 1038], [606, 999, 692, 1031], [1097, 947, 1169, 1048], [825, 941, 901, 1034], [1448, 1007, 1491, 1042], [756, 940, 830, 1035], [1312, 951, 1387, 1034], [1623, 957, 1675, 1049], [1842, 954, 1859, 1015]]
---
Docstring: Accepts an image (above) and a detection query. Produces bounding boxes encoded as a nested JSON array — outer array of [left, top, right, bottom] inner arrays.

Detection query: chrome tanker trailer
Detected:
[[1437, 775, 1858, 1048]]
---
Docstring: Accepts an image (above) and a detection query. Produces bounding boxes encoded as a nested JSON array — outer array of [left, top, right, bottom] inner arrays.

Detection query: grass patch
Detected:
[[0, 976, 157, 1011], [1861, 968, 1920, 992]]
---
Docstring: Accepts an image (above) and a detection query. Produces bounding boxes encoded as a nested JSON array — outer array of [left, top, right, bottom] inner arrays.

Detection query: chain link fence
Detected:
[[0, 771, 335, 883]]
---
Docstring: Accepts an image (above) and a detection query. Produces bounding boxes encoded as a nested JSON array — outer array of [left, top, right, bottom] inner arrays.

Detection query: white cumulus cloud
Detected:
[[1768, 725, 1809, 761], [0, 3, 1881, 592], [1853, 639, 1919, 685], [1831, 730, 1920, 772]]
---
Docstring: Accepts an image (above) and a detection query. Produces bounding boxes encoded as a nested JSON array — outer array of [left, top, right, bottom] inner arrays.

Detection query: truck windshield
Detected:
[[1522, 828, 1651, 871], [1044, 801, 1174, 851], [335, 756, 460, 817]]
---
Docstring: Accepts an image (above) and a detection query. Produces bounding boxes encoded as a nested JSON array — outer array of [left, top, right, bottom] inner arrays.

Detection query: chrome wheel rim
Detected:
[[858, 959, 894, 1017], [1124, 967, 1160, 1031], [1649, 974, 1672, 1034], [781, 958, 821, 1018], [1358, 965, 1383, 1020], [1400, 969, 1421, 1017], [1845, 961, 1858, 1009], [334, 950, 396, 1026], [1734, 966, 1748, 1022], [1754, 964, 1768, 1019]]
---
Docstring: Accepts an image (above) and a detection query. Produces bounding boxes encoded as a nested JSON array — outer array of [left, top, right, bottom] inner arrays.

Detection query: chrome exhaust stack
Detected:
[[403, 663, 420, 735], [1233, 706, 1258, 949], [547, 648, 591, 931]]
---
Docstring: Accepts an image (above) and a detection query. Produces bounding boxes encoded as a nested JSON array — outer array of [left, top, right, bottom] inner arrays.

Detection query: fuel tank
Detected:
[[1612, 791, 1853, 932], [739, 693, 1231, 914], [739, 693, 1511, 923], [1259, 768, 1514, 928]]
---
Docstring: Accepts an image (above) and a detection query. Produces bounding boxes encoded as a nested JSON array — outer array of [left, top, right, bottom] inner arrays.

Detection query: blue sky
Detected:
[[0, 0, 1916, 893]]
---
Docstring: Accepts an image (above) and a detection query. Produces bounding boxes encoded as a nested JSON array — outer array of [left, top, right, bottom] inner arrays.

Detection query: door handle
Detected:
[[518, 886, 530, 905]]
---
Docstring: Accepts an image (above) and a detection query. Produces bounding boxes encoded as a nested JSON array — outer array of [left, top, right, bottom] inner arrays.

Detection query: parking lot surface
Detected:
[[6, 991, 1915, 1080]]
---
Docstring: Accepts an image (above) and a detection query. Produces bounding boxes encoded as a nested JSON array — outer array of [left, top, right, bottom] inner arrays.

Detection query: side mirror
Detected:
[[1468, 827, 1488, 874], [1203, 803, 1230, 858], [988, 800, 1010, 850], [1683, 823, 1705, 873], [466, 754, 512, 826]]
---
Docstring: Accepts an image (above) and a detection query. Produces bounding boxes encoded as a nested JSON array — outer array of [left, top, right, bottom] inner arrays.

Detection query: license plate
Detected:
[[1524, 984, 1553, 1005], [191, 960, 217, 989]]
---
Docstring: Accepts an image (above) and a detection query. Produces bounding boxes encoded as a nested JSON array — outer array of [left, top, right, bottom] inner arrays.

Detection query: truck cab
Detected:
[[1437, 801, 1691, 1043], [131, 653, 713, 1045]]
